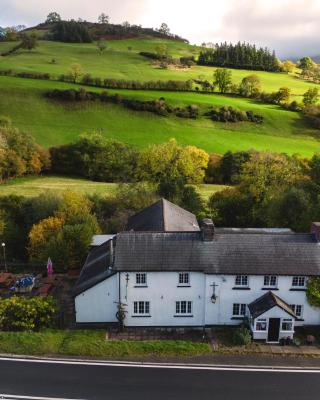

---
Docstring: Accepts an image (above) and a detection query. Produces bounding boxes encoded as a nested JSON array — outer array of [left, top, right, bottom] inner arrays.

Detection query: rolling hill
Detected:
[[0, 75, 319, 156], [0, 36, 319, 157]]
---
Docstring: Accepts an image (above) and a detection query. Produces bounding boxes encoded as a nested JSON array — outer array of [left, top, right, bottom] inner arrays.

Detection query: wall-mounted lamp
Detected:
[[211, 293, 217, 303], [210, 282, 219, 303]]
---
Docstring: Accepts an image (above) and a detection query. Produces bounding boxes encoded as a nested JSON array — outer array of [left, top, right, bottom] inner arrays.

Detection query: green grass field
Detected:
[[0, 39, 318, 99], [0, 175, 226, 199], [0, 37, 320, 158], [0, 75, 319, 156]]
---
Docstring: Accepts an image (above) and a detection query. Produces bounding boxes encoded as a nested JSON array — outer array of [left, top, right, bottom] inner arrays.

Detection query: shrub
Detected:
[[205, 106, 263, 124], [0, 126, 50, 181], [232, 325, 252, 346], [16, 71, 51, 80], [180, 57, 195, 67], [0, 116, 12, 127], [0, 296, 57, 331], [307, 277, 320, 307]]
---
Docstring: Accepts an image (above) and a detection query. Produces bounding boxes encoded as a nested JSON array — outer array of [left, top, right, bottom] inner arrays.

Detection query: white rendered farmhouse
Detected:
[[73, 199, 320, 342]]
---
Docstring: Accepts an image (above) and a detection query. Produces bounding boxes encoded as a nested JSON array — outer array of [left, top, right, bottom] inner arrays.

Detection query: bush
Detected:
[[0, 69, 50, 80], [205, 106, 263, 124], [16, 71, 50, 80], [307, 277, 320, 307], [232, 325, 252, 346], [180, 56, 195, 67], [0, 296, 57, 331], [0, 125, 50, 181], [0, 115, 12, 127]]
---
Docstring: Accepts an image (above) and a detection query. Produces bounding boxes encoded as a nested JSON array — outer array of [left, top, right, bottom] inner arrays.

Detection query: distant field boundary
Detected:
[[0, 68, 303, 120], [0, 68, 197, 92]]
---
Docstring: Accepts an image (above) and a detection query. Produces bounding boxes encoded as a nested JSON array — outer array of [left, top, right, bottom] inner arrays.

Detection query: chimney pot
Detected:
[[311, 222, 320, 241], [201, 218, 215, 241]]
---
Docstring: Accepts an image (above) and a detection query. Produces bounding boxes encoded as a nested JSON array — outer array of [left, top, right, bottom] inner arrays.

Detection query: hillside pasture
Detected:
[[0, 39, 318, 100], [0, 75, 319, 156]]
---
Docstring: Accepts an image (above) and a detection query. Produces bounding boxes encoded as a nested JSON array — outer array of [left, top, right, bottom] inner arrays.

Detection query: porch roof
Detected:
[[248, 291, 297, 319]]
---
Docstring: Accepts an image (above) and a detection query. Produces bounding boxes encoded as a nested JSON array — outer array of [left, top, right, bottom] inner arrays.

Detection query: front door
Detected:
[[267, 318, 280, 342]]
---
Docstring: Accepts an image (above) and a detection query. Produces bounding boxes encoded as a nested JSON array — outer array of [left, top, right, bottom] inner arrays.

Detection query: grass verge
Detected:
[[0, 330, 211, 358]]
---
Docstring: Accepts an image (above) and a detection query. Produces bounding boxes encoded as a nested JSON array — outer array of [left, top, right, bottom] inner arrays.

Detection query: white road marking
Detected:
[[0, 356, 319, 373], [0, 395, 84, 400]]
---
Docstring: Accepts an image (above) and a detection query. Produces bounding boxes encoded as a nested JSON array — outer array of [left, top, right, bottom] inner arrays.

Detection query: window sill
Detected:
[[177, 285, 191, 288], [261, 287, 278, 290], [174, 315, 193, 318], [232, 287, 250, 290], [131, 315, 151, 318], [231, 316, 246, 320], [134, 285, 148, 288], [290, 288, 306, 291]]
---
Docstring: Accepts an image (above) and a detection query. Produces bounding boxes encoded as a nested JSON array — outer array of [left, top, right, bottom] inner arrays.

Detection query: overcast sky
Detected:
[[1, 0, 320, 58]]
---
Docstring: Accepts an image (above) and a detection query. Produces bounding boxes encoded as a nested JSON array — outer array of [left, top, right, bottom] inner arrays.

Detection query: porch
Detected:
[[248, 291, 297, 343]]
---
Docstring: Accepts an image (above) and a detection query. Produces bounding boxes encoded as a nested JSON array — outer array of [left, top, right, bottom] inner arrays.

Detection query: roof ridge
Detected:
[[161, 198, 166, 231]]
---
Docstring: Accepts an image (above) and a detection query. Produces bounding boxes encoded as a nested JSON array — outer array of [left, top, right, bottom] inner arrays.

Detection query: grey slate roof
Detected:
[[126, 198, 200, 232], [114, 231, 320, 276], [72, 240, 115, 296], [248, 291, 297, 319]]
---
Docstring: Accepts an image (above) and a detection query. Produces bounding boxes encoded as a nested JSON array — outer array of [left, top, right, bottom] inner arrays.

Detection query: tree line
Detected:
[[0, 138, 209, 270], [3, 133, 320, 274], [198, 42, 280, 72], [206, 150, 320, 233]]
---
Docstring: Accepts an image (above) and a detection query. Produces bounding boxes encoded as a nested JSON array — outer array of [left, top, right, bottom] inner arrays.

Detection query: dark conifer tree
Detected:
[[197, 42, 280, 72]]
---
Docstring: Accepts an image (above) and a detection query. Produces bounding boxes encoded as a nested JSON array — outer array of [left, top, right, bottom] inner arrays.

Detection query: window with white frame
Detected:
[[135, 273, 147, 286], [281, 318, 293, 331], [232, 303, 246, 316], [255, 318, 267, 331], [263, 275, 277, 287], [175, 301, 192, 315], [235, 275, 248, 287], [178, 272, 190, 286], [290, 304, 303, 318], [292, 276, 306, 287], [133, 301, 150, 315]]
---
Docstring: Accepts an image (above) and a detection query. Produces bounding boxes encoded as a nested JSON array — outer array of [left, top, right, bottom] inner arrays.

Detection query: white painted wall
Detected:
[[205, 274, 320, 326], [120, 272, 205, 327], [75, 272, 320, 328], [75, 274, 118, 323]]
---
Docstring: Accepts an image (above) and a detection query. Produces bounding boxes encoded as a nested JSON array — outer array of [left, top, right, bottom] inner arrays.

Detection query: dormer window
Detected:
[[178, 272, 190, 287], [135, 273, 147, 286]]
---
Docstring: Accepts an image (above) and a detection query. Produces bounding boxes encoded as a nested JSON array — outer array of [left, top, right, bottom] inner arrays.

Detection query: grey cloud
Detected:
[[0, 0, 147, 27], [215, 0, 320, 58]]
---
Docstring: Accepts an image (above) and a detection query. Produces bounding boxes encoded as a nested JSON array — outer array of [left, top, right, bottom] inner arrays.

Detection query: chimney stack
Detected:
[[311, 222, 320, 241], [201, 218, 215, 242]]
